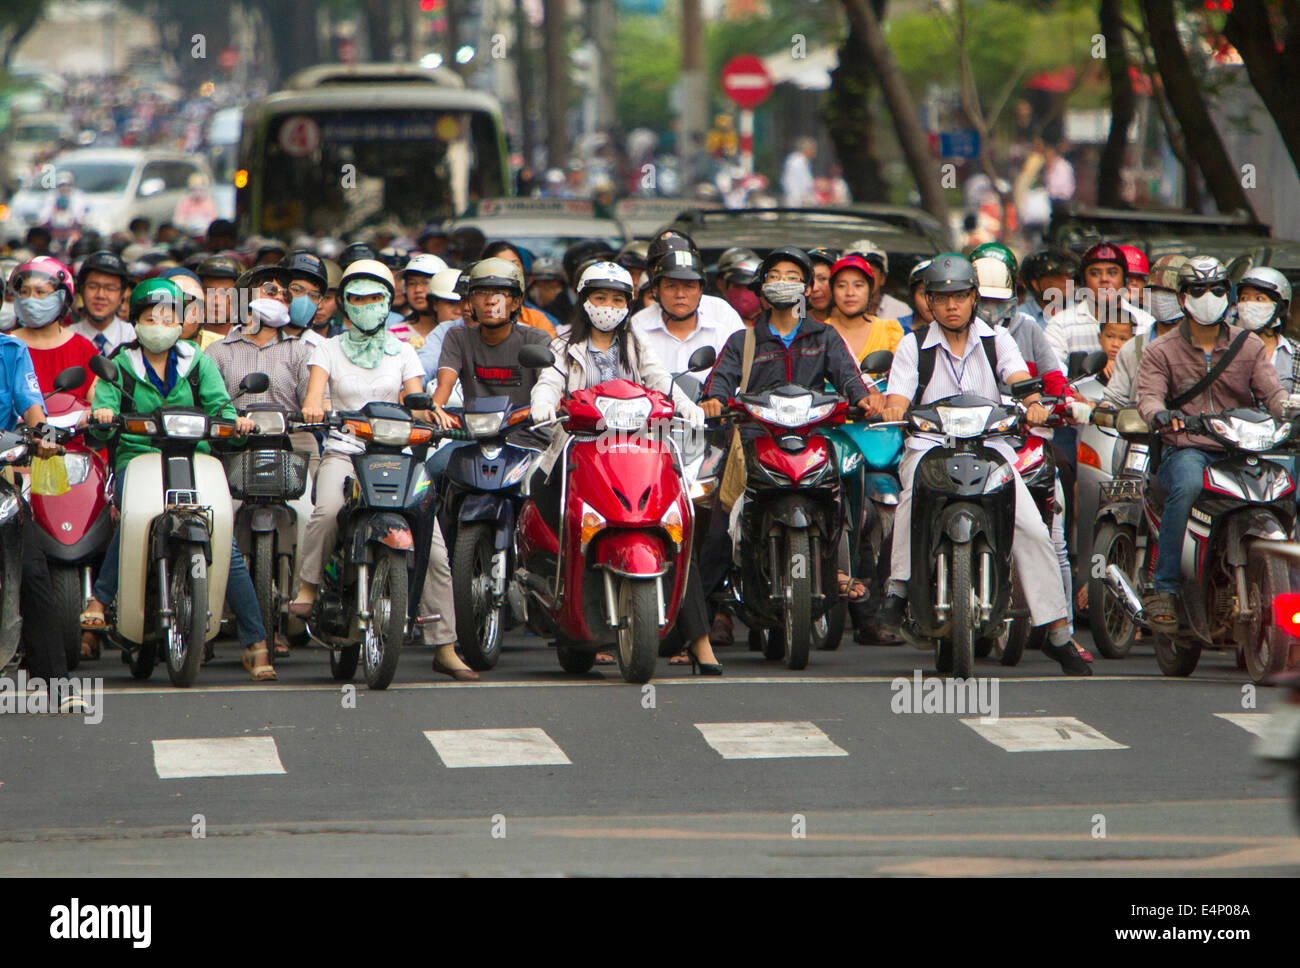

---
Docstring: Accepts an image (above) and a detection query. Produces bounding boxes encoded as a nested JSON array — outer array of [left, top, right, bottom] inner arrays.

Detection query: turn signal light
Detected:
[[123, 418, 157, 435], [409, 426, 433, 445], [579, 503, 605, 550], [1078, 441, 1102, 470], [344, 419, 373, 439], [210, 422, 236, 438], [661, 504, 684, 546]]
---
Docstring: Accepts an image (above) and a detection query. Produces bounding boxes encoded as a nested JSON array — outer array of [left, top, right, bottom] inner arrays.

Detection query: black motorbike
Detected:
[[435, 395, 536, 671], [299, 394, 439, 691]]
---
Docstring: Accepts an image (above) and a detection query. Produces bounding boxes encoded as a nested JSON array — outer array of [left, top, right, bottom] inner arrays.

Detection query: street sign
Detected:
[[938, 129, 981, 159], [720, 55, 773, 111], [278, 116, 321, 158]]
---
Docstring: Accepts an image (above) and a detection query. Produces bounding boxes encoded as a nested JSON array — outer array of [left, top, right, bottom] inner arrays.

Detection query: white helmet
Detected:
[[1237, 265, 1292, 307], [1236, 265, 1291, 331], [428, 268, 462, 302], [973, 257, 1016, 300], [576, 261, 634, 299], [339, 259, 395, 299], [403, 253, 448, 278], [846, 238, 887, 274]]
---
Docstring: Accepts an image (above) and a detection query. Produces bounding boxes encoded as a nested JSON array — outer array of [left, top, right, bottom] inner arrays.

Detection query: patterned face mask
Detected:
[[761, 280, 805, 308], [584, 301, 628, 332]]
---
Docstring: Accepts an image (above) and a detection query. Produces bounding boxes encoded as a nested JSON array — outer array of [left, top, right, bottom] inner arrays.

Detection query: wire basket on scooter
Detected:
[[1098, 478, 1144, 502], [225, 449, 310, 499]]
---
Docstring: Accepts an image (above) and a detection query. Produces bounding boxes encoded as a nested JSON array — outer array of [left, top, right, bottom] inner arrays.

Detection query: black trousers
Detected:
[[20, 517, 67, 681]]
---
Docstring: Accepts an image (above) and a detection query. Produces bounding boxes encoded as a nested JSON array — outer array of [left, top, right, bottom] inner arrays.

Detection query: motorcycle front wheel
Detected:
[[1087, 522, 1138, 659], [1243, 547, 1290, 683], [616, 577, 659, 684], [252, 533, 279, 659], [944, 541, 975, 679], [164, 542, 208, 688], [362, 547, 407, 690], [452, 522, 503, 671], [1154, 633, 1200, 677], [49, 564, 82, 672], [781, 530, 812, 670]]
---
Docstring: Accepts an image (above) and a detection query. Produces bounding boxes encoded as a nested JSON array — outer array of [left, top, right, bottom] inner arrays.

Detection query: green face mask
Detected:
[[340, 325, 402, 368]]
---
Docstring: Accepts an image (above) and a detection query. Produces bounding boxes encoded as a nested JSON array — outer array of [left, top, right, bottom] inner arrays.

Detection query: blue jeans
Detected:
[[1153, 447, 1215, 594], [94, 530, 267, 647]]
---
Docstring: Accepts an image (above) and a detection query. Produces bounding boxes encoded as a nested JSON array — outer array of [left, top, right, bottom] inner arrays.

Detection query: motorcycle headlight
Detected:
[[370, 417, 413, 446], [910, 413, 940, 433], [987, 413, 1019, 434], [250, 411, 287, 435], [983, 463, 1014, 493], [1214, 416, 1288, 452], [63, 452, 91, 486], [162, 413, 207, 439], [595, 396, 652, 432], [936, 405, 992, 438], [744, 394, 832, 428], [464, 411, 505, 438], [0, 444, 26, 463]]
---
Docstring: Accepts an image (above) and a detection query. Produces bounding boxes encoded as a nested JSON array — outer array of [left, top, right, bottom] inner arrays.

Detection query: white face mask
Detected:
[[1184, 291, 1229, 326], [584, 300, 627, 332], [1150, 291, 1182, 323], [1235, 301, 1277, 332]]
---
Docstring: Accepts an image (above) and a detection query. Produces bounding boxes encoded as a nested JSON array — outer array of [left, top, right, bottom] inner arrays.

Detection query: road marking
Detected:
[[1214, 712, 1269, 736], [695, 721, 849, 759], [152, 737, 287, 779], [423, 728, 571, 768], [961, 716, 1128, 752]]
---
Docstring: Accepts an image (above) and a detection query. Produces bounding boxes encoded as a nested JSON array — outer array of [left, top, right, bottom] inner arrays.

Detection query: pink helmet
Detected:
[[1118, 244, 1149, 278], [9, 257, 76, 323]]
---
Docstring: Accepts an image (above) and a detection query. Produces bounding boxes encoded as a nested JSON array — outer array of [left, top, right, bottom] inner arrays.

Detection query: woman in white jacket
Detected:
[[528, 262, 722, 674]]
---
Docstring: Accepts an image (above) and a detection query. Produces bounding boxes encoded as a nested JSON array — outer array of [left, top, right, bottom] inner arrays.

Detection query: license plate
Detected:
[[1255, 703, 1300, 761], [1124, 446, 1149, 474]]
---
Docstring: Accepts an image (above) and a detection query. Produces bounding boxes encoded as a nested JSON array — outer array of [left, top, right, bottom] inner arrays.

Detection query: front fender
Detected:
[[939, 506, 983, 544], [1224, 508, 1290, 567], [1096, 497, 1142, 530], [459, 491, 509, 527], [864, 472, 900, 506], [594, 531, 668, 578], [351, 512, 415, 564], [763, 496, 814, 529]]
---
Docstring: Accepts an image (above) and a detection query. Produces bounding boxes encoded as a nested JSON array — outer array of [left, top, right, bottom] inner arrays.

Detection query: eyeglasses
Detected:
[[1184, 283, 1229, 298], [926, 290, 974, 304], [288, 282, 322, 303], [259, 282, 289, 299], [763, 272, 805, 283], [84, 282, 123, 295]]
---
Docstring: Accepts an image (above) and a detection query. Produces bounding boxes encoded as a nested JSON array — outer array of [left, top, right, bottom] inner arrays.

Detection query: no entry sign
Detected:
[[720, 55, 773, 110]]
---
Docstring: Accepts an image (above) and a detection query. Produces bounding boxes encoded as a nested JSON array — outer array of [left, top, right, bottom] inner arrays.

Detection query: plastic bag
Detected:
[[30, 455, 70, 497]]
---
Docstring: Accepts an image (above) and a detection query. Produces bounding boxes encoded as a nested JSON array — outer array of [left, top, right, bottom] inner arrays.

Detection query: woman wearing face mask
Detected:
[[825, 254, 903, 367], [1233, 266, 1295, 390], [81, 279, 272, 678], [529, 262, 718, 672], [290, 261, 473, 681], [8, 259, 97, 399]]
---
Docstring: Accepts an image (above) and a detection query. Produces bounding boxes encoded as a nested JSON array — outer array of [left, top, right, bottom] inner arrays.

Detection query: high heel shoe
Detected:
[[688, 648, 723, 676]]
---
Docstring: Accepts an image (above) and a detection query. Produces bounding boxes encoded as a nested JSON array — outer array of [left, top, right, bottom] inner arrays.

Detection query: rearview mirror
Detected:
[[137, 177, 165, 198], [404, 393, 432, 412], [1083, 349, 1108, 376], [677, 374, 703, 403], [89, 354, 119, 383], [1066, 350, 1088, 379], [686, 345, 716, 372], [518, 344, 556, 369], [861, 349, 894, 374], [240, 372, 270, 395], [1010, 377, 1044, 399], [52, 366, 86, 393]]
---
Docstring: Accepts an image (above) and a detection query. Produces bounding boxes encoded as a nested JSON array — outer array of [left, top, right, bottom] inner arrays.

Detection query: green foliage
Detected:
[[614, 15, 680, 133]]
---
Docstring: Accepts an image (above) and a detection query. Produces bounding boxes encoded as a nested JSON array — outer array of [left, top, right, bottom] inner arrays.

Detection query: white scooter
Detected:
[[90, 356, 267, 686]]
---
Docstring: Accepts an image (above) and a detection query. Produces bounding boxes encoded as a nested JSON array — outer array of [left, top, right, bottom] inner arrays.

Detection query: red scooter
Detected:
[[513, 344, 713, 683], [27, 369, 115, 671]]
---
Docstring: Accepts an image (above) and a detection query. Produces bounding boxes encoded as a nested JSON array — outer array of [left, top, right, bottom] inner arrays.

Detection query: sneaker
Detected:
[[878, 595, 907, 631], [1042, 640, 1093, 676]]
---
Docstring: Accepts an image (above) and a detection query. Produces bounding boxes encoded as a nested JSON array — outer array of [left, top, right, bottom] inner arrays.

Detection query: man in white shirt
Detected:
[[1044, 241, 1154, 364], [780, 138, 817, 207], [877, 254, 1091, 675], [71, 251, 135, 354], [630, 249, 743, 374]]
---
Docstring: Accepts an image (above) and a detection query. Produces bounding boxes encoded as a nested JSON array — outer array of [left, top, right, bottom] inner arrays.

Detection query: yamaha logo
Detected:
[[61, 522, 72, 531]]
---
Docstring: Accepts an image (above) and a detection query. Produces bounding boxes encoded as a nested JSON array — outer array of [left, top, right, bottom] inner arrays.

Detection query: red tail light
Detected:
[[1271, 592, 1300, 633]]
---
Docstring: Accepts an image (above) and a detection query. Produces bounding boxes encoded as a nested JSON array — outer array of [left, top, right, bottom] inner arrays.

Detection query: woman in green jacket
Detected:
[[80, 279, 276, 680]]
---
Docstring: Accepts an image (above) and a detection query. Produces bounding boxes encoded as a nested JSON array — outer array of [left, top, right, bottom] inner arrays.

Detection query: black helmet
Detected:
[[806, 246, 840, 269], [447, 226, 486, 262], [377, 246, 409, 273], [921, 253, 978, 294], [281, 250, 328, 292], [616, 239, 650, 271], [1020, 247, 1078, 285], [76, 250, 132, 289], [756, 246, 813, 287], [339, 242, 378, 269], [195, 254, 243, 281], [256, 239, 287, 262], [563, 239, 619, 289], [236, 262, 293, 291], [529, 256, 565, 283], [69, 234, 103, 261], [652, 247, 706, 284], [646, 230, 699, 274]]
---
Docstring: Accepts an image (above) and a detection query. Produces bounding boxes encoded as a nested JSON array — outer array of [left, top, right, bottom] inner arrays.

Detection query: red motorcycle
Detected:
[[513, 345, 711, 683], [27, 370, 115, 671]]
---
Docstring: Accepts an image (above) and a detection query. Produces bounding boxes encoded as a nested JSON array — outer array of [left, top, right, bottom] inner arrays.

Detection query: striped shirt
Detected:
[[205, 327, 314, 412]]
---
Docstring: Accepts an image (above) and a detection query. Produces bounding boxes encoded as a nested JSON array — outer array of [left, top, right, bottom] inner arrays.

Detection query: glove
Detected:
[[1151, 410, 1178, 429], [530, 400, 557, 425], [679, 399, 706, 430], [1066, 401, 1092, 425]]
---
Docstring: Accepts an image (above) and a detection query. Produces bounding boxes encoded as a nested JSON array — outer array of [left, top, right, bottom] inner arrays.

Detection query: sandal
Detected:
[[241, 644, 278, 681], [837, 572, 867, 601], [1143, 592, 1178, 631], [274, 635, 290, 658], [668, 650, 693, 665], [595, 651, 616, 665], [288, 599, 314, 619], [80, 608, 108, 630]]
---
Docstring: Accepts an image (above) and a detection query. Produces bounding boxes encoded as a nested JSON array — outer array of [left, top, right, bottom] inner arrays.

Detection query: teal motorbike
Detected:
[[816, 350, 902, 650]]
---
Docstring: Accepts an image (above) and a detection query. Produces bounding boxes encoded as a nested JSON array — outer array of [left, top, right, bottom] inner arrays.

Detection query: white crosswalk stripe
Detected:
[[423, 728, 572, 768], [695, 721, 849, 759], [152, 737, 287, 779], [960, 716, 1128, 752], [1214, 713, 1269, 737]]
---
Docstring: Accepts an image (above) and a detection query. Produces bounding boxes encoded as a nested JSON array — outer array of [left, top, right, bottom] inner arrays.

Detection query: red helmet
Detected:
[[829, 254, 878, 288], [1078, 242, 1128, 280], [1117, 244, 1149, 277], [8, 257, 75, 321]]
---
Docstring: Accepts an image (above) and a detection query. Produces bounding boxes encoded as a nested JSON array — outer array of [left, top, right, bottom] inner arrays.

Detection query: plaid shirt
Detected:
[[205, 327, 314, 411]]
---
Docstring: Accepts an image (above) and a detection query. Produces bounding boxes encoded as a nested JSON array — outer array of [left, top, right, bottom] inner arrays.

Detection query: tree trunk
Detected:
[[1142, 0, 1257, 219], [1224, 0, 1300, 176], [839, 0, 950, 228], [514, 0, 537, 167], [1097, 0, 1133, 207], [543, 0, 569, 167], [364, 0, 393, 62], [823, 0, 889, 203]]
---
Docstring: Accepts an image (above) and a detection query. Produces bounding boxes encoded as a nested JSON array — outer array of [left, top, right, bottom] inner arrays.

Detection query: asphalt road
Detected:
[[2, 626, 1297, 876]]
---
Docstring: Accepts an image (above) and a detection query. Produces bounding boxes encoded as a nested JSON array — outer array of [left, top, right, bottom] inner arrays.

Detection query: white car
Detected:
[[3, 111, 74, 186], [1, 147, 214, 239]]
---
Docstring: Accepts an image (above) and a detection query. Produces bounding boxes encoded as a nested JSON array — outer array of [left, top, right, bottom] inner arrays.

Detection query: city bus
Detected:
[[235, 63, 511, 237]]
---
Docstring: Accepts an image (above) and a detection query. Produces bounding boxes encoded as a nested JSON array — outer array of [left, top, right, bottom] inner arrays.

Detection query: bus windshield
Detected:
[[256, 108, 505, 236]]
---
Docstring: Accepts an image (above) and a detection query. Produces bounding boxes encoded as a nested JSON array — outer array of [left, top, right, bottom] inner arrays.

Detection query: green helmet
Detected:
[[129, 277, 187, 323], [968, 242, 1018, 281]]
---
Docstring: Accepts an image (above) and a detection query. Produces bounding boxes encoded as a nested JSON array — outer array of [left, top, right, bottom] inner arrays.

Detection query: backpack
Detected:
[[910, 324, 1000, 407]]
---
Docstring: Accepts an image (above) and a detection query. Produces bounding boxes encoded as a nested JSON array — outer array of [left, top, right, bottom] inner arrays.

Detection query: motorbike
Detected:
[[894, 381, 1042, 677], [224, 404, 313, 660], [26, 367, 114, 671], [434, 395, 535, 671], [1094, 407, 1298, 682], [1256, 588, 1300, 830], [298, 393, 438, 691], [88, 356, 262, 687], [725, 379, 858, 671], [514, 344, 713, 684]]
